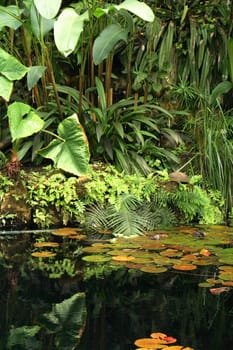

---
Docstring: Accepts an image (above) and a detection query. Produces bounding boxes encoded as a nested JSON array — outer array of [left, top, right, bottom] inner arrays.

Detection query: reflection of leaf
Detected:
[[40, 292, 86, 350]]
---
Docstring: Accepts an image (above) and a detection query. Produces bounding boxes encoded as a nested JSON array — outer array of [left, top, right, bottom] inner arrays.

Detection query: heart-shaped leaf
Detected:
[[7, 102, 45, 141]]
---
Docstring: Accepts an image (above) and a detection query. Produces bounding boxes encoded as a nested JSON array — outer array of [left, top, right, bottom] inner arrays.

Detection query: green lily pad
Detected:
[[140, 266, 168, 274], [82, 254, 111, 262]]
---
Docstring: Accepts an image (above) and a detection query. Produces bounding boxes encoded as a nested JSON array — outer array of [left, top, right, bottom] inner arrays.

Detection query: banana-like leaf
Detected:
[[27, 66, 46, 90], [34, 0, 62, 19], [210, 81, 233, 105], [0, 5, 23, 30], [39, 292, 86, 350], [93, 23, 128, 65], [0, 48, 28, 81], [0, 75, 13, 101], [158, 21, 174, 71], [39, 114, 90, 176], [7, 102, 45, 142], [30, 3, 55, 40], [227, 38, 233, 83]]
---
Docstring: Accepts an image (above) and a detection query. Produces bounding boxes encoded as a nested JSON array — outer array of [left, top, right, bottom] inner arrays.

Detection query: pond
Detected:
[[0, 225, 233, 350]]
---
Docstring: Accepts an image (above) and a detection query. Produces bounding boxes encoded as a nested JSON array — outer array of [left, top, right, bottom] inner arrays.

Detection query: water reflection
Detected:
[[80, 269, 233, 350], [0, 228, 233, 350]]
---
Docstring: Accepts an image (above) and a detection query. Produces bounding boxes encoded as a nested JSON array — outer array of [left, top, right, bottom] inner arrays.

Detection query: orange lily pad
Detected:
[[33, 242, 59, 248], [68, 234, 87, 240], [150, 332, 167, 339], [112, 255, 135, 262], [134, 338, 168, 347], [173, 264, 197, 271], [31, 251, 57, 258], [51, 228, 78, 236]]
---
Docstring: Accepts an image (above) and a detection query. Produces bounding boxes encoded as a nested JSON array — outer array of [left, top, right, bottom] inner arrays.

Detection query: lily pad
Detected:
[[173, 264, 197, 271], [33, 242, 59, 248], [112, 255, 135, 262], [140, 266, 167, 274], [31, 251, 57, 258], [82, 254, 111, 263]]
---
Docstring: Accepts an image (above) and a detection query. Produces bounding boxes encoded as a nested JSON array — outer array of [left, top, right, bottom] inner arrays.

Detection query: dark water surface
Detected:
[[0, 229, 233, 350]]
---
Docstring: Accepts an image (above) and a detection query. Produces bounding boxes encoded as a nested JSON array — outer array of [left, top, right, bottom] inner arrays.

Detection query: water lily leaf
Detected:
[[160, 249, 183, 257], [162, 347, 183, 350], [198, 282, 215, 288], [52, 228, 79, 236], [140, 266, 167, 273], [68, 234, 87, 240], [134, 338, 168, 347], [222, 281, 233, 286], [112, 255, 135, 262], [219, 272, 233, 281], [31, 251, 57, 258], [82, 246, 109, 253], [82, 255, 111, 262], [131, 257, 152, 264], [219, 265, 233, 272], [33, 242, 59, 248], [173, 264, 197, 271], [39, 114, 90, 176]]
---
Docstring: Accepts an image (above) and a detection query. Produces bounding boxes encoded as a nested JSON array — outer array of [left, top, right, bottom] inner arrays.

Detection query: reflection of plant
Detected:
[[7, 292, 86, 350]]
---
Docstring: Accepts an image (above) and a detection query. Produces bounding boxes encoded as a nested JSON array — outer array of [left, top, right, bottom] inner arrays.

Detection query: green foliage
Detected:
[[22, 169, 85, 228], [7, 325, 41, 350]]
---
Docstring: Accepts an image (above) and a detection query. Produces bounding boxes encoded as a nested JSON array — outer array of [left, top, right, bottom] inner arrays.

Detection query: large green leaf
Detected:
[[0, 48, 28, 81], [30, 3, 55, 40], [0, 75, 13, 101], [115, 0, 155, 22], [27, 65, 46, 90], [39, 114, 90, 176], [7, 102, 45, 142], [0, 5, 23, 31], [210, 81, 233, 105], [40, 292, 86, 349], [93, 23, 128, 65], [34, 0, 62, 19], [54, 8, 89, 57]]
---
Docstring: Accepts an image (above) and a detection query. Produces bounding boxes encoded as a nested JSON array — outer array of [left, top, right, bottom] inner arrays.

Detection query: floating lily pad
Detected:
[[31, 251, 57, 258], [134, 338, 167, 348], [33, 242, 59, 248], [141, 243, 166, 250], [82, 254, 111, 262], [219, 265, 233, 272], [198, 282, 215, 288], [68, 234, 87, 240], [181, 254, 198, 262], [153, 256, 172, 265], [140, 266, 167, 274], [173, 264, 197, 271], [112, 255, 135, 262], [218, 271, 233, 281], [131, 257, 152, 264], [51, 228, 79, 236], [160, 249, 183, 257], [82, 246, 109, 253]]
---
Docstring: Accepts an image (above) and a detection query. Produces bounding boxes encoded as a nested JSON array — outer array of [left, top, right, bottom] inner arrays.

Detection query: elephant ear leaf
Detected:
[[39, 114, 90, 176]]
